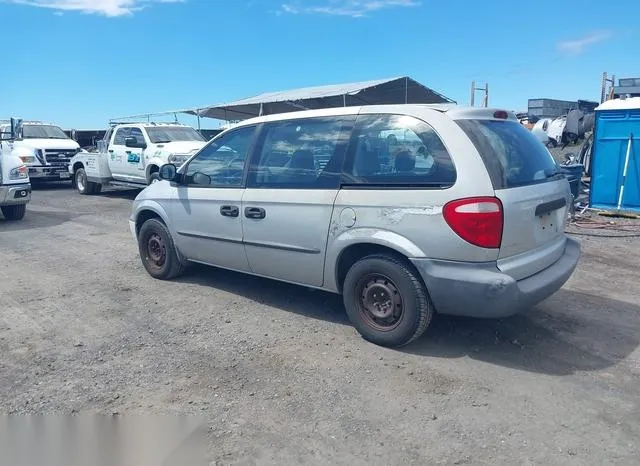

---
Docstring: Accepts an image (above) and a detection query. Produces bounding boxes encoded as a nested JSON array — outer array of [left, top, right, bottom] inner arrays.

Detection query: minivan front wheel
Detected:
[[343, 254, 433, 347], [137, 218, 186, 280]]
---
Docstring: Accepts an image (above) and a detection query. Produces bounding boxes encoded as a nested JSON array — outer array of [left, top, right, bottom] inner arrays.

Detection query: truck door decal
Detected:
[[127, 153, 141, 163]]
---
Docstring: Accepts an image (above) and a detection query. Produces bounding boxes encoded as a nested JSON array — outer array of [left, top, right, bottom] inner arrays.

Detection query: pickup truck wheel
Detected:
[[138, 218, 185, 280], [1, 204, 26, 221], [75, 168, 93, 195], [343, 254, 433, 348]]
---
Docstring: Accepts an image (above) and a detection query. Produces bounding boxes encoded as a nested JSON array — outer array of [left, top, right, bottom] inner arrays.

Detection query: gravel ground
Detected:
[[1, 182, 639, 465]]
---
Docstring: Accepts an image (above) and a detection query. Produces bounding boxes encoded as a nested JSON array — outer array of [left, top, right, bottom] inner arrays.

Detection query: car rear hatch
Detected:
[[455, 115, 571, 281]]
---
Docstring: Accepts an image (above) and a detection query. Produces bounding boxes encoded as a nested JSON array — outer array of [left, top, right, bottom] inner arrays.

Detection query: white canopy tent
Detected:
[[112, 76, 455, 129], [184, 76, 455, 123]]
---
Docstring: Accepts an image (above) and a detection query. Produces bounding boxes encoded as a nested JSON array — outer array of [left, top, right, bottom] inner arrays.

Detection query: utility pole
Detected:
[[470, 81, 489, 107], [601, 72, 616, 103]]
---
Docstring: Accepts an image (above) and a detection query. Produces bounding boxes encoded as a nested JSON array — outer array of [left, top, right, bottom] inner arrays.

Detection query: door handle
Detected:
[[244, 207, 266, 219], [220, 205, 239, 218]]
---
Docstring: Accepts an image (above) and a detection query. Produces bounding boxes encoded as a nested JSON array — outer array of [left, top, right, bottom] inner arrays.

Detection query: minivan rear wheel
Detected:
[[343, 254, 433, 347], [138, 218, 186, 280]]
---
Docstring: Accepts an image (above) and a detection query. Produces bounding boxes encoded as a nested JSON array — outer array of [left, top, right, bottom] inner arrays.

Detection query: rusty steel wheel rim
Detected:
[[146, 233, 166, 272], [357, 273, 403, 332]]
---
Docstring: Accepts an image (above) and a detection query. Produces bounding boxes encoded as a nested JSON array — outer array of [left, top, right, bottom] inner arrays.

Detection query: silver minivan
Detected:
[[129, 104, 580, 347]]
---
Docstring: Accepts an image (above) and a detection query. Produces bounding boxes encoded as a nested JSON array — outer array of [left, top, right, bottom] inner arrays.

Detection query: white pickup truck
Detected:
[[0, 119, 31, 220], [68, 122, 207, 194], [0, 119, 80, 183]]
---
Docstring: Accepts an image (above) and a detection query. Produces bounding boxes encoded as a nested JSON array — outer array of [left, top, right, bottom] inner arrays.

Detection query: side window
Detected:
[[128, 128, 146, 145], [113, 128, 129, 145], [184, 125, 256, 187], [343, 114, 456, 188], [248, 116, 354, 189]]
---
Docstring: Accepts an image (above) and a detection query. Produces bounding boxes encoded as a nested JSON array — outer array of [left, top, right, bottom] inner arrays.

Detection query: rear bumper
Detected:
[[0, 183, 31, 206], [410, 237, 580, 318]]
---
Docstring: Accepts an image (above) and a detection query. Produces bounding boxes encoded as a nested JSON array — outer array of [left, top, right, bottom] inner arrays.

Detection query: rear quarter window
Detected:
[[342, 114, 456, 188], [456, 119, 559, 189]]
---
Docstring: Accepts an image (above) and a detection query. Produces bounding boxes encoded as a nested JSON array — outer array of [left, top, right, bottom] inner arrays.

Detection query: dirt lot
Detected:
[[1, 183, 639, 465]]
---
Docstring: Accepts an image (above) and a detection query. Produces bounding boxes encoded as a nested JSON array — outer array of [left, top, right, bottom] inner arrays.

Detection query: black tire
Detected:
[[137, 218, 186, 280], [148, 172, 161, 185], [1, 204, 26, 221], [74, 167, 93, 195], [342, 254, 433, 348], [75, 167, 103, 195]]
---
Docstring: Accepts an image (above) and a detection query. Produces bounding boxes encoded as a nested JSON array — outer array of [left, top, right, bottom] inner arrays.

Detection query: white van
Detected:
[[129, 104, 580, 348]]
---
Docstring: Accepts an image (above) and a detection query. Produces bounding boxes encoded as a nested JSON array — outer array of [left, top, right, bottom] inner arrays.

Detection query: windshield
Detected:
[[146, 126, 205, 144], [456, 119, 559, 189], [23, 125, 69, 139]]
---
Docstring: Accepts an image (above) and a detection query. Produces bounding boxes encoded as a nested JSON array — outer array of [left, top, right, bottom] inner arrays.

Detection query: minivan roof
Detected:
[[228, 104, 518, 129]]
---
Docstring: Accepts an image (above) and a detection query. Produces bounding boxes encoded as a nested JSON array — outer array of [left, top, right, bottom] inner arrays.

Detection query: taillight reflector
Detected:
[[443, 197, 503, 248]]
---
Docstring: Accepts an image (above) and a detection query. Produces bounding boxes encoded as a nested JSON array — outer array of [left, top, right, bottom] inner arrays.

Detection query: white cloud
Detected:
[[557, 31, 611, 55], [281, 0, 420, 17], [6, 0, 185, 17]]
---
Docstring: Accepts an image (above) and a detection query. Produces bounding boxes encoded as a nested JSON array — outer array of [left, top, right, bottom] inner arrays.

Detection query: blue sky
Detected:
[[2, 0, 639, 129]]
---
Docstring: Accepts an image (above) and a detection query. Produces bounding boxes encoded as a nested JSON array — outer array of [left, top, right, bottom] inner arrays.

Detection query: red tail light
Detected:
[[443, 197, 503, 248], [493, 110, 509, 119]]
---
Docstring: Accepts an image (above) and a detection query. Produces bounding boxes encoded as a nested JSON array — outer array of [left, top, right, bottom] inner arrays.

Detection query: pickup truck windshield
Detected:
[[146, 127, 205, 144], [23, 125, 69, 140]]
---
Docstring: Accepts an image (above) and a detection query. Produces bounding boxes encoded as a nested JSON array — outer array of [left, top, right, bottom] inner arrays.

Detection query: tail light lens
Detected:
[[443, 197, 503, 248]]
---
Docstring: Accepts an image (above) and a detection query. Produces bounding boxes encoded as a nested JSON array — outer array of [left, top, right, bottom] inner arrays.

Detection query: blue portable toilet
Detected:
[[590, 98, 640, 212]]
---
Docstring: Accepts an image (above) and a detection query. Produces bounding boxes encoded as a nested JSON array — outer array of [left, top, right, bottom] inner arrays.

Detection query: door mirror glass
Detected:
[[125, 136, 146, 149], [159, 163, 177, 181]]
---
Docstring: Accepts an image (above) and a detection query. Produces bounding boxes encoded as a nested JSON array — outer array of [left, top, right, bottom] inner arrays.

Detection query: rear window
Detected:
[[456, 119, 559, 189]]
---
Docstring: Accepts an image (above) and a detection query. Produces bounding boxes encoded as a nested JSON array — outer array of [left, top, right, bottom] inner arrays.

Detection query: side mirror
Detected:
[[125, 137, 146, 149], [159, 163, 177, 181], [10, 118, 23, 140]]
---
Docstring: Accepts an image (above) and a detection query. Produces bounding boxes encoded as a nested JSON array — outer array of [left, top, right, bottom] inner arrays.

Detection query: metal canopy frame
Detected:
[[185, 76, 455, 122], [113, 76, 455, 127]]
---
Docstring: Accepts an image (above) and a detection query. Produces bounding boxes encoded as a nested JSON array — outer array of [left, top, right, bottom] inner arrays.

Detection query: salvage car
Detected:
[[129, 104, 581, 348]]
